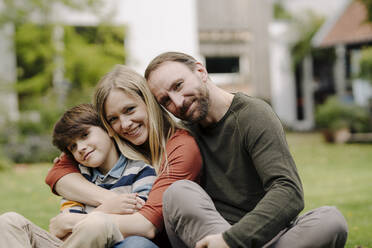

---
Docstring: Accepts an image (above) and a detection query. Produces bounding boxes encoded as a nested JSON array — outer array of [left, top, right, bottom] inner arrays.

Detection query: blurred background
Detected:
[[0, 0, 371, 247]]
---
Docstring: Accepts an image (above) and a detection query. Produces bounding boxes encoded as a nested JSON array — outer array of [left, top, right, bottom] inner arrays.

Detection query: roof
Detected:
[[312, 0, 372, 47]]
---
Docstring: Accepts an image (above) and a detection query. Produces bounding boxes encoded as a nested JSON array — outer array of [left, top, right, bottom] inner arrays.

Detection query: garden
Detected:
[[0, 132, 371, 247]]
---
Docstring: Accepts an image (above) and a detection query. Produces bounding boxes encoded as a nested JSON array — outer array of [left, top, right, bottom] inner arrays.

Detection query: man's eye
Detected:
[[174, 81, 182, 90]]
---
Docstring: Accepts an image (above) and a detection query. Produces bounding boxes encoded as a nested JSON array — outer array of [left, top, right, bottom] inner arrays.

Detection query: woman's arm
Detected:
[[55, 173, 116, 206], [115, 213, 157, 239]]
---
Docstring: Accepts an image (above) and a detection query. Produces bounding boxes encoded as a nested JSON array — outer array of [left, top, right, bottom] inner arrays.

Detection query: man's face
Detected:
[[147, 61, 209, 123]]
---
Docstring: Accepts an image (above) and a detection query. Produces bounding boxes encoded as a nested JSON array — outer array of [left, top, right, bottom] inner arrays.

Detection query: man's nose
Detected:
[[169, 93, 184, 109]]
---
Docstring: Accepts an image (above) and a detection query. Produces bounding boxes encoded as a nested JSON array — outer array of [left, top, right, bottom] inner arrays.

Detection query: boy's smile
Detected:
[[69, 126, 118, 174]]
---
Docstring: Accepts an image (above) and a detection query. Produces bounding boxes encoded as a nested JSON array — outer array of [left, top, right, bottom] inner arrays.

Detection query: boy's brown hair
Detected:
[[52, 103, 105, 156]]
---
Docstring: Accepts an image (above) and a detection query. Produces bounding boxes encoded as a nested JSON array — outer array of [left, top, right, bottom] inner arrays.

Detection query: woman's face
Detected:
[[104, 88, 149, 146]]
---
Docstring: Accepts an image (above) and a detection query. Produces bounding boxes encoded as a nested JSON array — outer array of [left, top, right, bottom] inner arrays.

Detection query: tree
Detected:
[[359, 0, 372, 23]]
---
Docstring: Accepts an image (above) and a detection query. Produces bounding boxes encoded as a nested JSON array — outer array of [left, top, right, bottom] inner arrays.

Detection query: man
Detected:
[[144, 51, 348, 248]]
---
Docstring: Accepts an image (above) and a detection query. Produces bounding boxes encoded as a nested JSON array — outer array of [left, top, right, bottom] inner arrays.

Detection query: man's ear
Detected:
[[195, 62, 208, 82]]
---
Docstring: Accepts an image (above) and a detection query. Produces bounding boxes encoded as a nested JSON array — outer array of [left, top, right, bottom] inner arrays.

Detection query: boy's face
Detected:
[[68, 126, 117, 169]]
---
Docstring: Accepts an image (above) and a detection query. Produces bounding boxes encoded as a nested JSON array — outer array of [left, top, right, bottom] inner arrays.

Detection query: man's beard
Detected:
[[181, 90, 209, 123]]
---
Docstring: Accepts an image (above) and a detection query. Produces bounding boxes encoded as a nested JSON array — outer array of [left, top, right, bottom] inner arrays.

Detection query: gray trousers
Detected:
[[163, 180, 348, 248]]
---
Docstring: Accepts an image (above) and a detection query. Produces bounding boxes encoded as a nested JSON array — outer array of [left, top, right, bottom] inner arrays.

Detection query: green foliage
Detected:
[[15, 23, 54, 98], [358, 46, 372, 84], [0, 0, 102, 26], [315, 96, 371, 132], [64, 25, 125, 91], [8, 22, 125, 164], [359, 0, 372, 23], [291, 12, 325, 69], [273, 2, 293, 20]]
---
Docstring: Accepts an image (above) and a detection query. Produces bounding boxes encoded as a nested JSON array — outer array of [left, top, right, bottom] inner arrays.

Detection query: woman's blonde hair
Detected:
[[94, 64, 181, 173]]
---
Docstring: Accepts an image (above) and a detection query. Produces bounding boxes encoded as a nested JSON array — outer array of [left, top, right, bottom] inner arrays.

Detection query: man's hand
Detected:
[[94, 193, 144, 214], [49, 212, 84, 239], [195, 234, 229, 248]]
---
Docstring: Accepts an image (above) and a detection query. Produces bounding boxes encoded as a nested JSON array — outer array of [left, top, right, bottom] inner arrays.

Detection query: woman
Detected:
[[46, 65, 202, 247]]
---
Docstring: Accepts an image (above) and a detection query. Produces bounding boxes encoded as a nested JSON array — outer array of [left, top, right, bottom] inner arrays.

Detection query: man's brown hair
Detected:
[[52, 103, 104, 156], [144, 51, 198, 80]]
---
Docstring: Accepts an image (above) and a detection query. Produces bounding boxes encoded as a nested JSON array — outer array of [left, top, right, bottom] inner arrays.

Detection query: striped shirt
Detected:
[[60, 154, 156, 214]]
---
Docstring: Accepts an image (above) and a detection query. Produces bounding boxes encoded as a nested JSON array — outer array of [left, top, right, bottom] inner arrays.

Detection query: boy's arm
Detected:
[[46, 154, 116, 206]]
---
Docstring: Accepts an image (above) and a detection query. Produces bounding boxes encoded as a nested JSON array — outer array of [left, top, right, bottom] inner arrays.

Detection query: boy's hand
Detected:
[[94, 193, 143, 214]]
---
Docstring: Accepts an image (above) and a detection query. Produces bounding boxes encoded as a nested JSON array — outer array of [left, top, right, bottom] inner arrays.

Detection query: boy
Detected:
[[0, 103, 156, 248]]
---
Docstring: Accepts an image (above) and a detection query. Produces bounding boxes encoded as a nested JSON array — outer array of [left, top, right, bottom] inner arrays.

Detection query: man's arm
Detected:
[[222, 99, 304, 247]]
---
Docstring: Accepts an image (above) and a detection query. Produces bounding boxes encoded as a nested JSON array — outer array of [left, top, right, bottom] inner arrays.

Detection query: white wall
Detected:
[[269, 22, 297, 127], [52, 0, 200, 74]]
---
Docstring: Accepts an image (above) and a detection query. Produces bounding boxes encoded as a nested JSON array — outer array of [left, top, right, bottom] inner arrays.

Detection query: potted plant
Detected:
[[315, 96, 371, 143]]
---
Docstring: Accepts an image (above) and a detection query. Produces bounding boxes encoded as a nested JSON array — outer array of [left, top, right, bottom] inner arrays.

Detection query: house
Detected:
[[312, 0, 372, 107], [0, 0, 273, 125]]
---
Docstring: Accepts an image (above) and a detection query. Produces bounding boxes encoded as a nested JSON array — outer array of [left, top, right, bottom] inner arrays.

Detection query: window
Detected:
[[205, 56, 240, 73]]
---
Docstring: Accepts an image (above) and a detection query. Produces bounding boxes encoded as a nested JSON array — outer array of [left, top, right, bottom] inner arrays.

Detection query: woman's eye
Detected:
[[108, 117, 117, 123], [126, 106, 135, 113]]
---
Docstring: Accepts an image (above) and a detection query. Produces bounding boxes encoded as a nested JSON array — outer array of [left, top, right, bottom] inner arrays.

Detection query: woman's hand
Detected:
[[94, 193, 145, 214]]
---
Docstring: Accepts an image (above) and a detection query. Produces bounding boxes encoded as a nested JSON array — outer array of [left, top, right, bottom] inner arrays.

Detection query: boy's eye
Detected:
[[69, 143, 76, 152]]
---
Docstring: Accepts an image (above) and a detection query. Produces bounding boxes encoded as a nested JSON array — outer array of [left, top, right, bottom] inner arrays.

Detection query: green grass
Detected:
[[287, 132, 372, 248], [0, 164, 60, 230], [0, 132, 371, 247]]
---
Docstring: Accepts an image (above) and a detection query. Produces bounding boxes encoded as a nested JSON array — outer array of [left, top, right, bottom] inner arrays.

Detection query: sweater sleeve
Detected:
[[223, 100, 304, 247], [45, 154, 80, 194], [138, 129, 202, 230]]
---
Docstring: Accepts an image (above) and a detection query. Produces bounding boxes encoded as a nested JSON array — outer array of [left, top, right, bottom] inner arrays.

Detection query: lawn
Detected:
[[0, 132, 371, 247]]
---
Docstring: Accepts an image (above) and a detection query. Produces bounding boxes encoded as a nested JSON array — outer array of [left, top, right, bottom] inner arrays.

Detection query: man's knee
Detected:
[[163, 180, 202, 219], [321, 206, 348, 244]]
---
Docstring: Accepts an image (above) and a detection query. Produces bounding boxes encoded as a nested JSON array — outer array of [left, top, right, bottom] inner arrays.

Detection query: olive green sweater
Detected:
[[187, 93, 304, 247]]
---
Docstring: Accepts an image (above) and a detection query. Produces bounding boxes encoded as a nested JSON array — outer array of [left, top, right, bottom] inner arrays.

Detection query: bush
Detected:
[[315, 96, 372, 132], [3, 134, 60, 164], [359, 46, 372, 84]]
